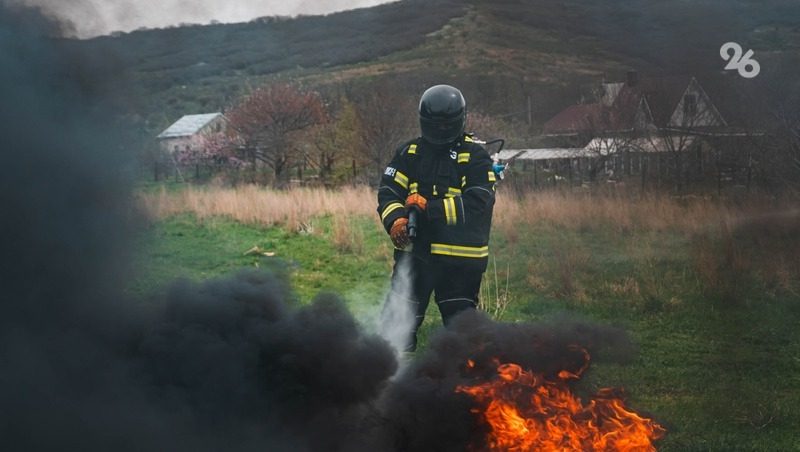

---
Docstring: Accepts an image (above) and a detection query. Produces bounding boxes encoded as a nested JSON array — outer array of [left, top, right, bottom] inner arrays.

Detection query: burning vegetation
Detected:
[[458, 353, 665, 451], [377, 313, 661, 452]]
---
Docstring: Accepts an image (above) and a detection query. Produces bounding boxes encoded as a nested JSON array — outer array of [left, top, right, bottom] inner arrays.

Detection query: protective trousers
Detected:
[[385, 250, 483, 352]]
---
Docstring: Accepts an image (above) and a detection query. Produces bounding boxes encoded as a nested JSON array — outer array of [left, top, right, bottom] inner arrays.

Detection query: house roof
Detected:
[[157, 113, 224, 139], [543, 76, 703, 134], [542, 104, 606, 135], [495, 150, 527, 161], [621, 76, 692, 127], [584, 136, 697, 154], [692, 74, 760, 128], [497, 148, 590, 161], [498, 137, 698, 162]]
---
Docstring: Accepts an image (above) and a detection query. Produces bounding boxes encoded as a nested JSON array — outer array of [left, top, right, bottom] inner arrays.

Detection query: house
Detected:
[[156, 112, 228, 154], [503, 72, 760, 189], [542, 72, 731, 138]]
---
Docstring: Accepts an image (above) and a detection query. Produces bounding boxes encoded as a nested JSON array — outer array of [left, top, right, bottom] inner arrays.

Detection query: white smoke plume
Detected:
[[4, 0, 397, 38], [377, 254, 416, 357]]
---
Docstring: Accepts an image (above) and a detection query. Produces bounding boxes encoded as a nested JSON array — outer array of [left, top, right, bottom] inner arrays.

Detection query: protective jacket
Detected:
[[377, 134, 496, 271]]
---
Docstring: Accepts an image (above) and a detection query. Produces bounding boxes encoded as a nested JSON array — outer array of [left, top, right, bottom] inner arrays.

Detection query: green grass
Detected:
[[131, 210, 800, 451], [130, 213, 392, 315]]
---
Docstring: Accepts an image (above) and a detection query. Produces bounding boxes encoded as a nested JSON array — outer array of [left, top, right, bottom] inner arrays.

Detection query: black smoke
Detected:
[[0, 6, 397, 450], [0, 6, 636, 451], [134, 274, 398, 451]]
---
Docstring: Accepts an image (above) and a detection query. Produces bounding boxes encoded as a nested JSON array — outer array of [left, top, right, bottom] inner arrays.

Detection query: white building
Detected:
[[156, 113, 228, 154]]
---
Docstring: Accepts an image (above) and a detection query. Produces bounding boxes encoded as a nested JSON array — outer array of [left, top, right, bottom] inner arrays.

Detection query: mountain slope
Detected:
[[61, 0, 800, 133]]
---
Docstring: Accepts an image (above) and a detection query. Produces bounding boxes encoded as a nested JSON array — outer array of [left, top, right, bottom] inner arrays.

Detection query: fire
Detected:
[[457, 351, 665, 451]]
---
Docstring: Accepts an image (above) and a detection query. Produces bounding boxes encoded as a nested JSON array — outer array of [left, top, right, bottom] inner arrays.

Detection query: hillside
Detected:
[[57, 0, 466, 128], [60, 0, 800, 134]]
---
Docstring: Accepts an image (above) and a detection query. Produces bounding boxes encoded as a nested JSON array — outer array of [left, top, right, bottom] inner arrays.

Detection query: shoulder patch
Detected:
[[395, 139, 418, 157]]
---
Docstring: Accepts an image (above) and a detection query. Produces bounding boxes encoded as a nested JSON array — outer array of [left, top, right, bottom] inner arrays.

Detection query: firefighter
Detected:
[[377, 84, 496, 352]]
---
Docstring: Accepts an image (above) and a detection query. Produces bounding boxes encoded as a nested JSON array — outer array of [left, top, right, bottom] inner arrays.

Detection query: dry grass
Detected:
[[331, 215, 366, 254], [140, 187, 800, 298], [479, 257, 513, 320], [139, 185, 377, 232], [603, 277, 642, 299], [139, 185, 799, 308], [692, 226, 749, 304], [142, 186, 764, 235], [490, 190, 799, 307], [524, 259, 548, 292], [691, 210, 800, 304], [493, 191, 745, 237], [550, 235, 591, 302]]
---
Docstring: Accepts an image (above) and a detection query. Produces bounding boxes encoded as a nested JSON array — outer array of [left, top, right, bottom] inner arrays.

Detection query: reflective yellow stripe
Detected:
[[457, 153, 470, 163], [407, 144, 417, 155], [431, 243, 489, 258], [464, 135, 474, 143], [488, 171, 496, 182], [394, 171, 409, 189], [380, 202, 404, 221], [444, 198, 457, 225], [461, 176, 466, 187], [446, 187, 462, 197], [409, 182, 418, 194]]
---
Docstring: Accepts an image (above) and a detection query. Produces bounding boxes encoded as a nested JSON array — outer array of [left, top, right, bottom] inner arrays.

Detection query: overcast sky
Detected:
[[8, 0, 397, 38]]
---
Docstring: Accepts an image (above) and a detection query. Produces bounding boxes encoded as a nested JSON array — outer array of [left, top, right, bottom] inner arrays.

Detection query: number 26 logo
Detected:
[[720, 42, 760, 79]]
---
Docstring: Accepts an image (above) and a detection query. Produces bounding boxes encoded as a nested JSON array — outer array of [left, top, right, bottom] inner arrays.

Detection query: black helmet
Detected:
[[419, 84, 466, 145]]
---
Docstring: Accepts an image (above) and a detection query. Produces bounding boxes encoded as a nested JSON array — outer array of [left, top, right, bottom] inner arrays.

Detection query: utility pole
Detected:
[[527, 95, 533, 127]]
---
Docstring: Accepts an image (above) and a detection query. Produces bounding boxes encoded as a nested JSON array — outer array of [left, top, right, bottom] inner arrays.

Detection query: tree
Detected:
[[755, 57, 800, 192], [773, 96, 800, 189], [576, 104, 637, 184], [350, 84, 416, 185], [226, 83, 326, 185], [166, 128, 249, 182], [639, 78, 728, 193], [467, 111, 514, 143], [306, 97, 361, 183]]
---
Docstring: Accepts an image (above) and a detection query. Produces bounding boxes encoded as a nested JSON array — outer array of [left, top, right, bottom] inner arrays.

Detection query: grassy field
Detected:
[[133, 184, 800, 451]]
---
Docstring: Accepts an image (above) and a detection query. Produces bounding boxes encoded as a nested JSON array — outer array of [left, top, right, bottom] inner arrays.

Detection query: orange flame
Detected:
[[457, 355, 665, 451]]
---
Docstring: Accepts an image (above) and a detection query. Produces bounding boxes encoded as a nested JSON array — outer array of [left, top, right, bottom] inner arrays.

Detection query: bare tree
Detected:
[[774, 100, 800, 188], [641, 78, 727, 193], [226, 83, 326, 185], [578, 105, 638, 184], [467, 111, 518, 143], [351, 84, 416, 185], [757, 60, 800, 191]]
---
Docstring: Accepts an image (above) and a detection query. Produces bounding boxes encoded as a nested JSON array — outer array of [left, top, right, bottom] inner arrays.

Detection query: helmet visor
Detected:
[[420, 116, 464, 145]]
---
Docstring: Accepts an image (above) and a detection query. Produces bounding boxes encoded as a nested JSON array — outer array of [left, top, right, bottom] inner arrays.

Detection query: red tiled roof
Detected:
[[542, 101, 633, 135], [542, 104, 603, 134]]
